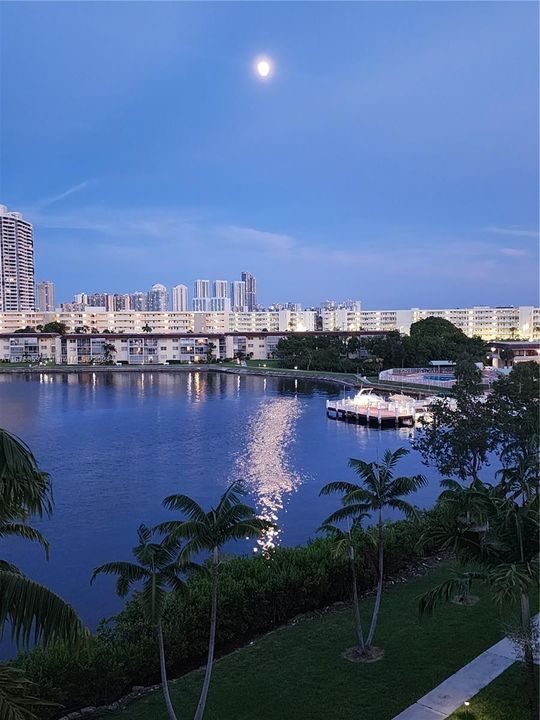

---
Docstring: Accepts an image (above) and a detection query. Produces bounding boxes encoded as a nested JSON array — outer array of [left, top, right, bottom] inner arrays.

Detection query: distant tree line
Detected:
[[274, 317, 487, 373]]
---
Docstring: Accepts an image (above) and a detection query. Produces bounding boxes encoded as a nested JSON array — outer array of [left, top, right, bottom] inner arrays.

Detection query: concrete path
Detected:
[[393, 614, 539, 719]]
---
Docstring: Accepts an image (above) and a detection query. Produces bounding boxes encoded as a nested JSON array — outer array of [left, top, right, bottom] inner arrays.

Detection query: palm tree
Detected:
[[102, 343, 117, 363], [156, 483, 273, 720], [0, 429, 87, 647], [320, 448, 426, 657], [319, 517, 370, 657], [0, 665, 59, 719], [92, 525, 193, 720], [419, 489, 539, 720]]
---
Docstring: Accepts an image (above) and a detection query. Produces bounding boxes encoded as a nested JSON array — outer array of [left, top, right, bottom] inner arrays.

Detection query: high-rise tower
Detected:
[[231, 280, 246, 311], [172, 284, 189, 312], [0, 205, 35, 311], [241, 271, 257, 311], [36, 280, 55, 311], [147, 283, 169, 311]]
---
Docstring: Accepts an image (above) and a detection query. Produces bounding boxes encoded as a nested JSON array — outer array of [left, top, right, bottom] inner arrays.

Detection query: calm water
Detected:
[[0, 371, 442, 631]]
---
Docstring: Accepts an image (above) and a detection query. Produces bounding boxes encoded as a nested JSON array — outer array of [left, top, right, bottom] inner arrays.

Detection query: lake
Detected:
[[0, 370, 443, 631]]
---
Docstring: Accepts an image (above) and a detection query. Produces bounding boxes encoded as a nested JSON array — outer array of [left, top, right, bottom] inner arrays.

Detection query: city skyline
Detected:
[[1, 2, 538, 307]]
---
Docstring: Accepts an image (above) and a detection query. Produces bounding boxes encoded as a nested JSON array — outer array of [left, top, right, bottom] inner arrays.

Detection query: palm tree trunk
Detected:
[[350, 544, 365, 653], [520, 593, 538, 720], [366, 512, 384, 648], [157, 622, 177, 720], [194, 547, 219, 720]]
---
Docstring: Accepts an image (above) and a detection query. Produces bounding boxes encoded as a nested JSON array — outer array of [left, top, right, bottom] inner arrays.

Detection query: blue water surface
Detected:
[[0, 371, 444, 633]]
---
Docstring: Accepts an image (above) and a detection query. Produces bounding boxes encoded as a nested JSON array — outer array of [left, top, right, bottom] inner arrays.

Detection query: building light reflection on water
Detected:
[[234, 397, 305, 553]]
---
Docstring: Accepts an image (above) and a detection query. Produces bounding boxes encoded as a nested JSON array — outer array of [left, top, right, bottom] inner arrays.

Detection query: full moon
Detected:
[[255, 58, 272, 79]]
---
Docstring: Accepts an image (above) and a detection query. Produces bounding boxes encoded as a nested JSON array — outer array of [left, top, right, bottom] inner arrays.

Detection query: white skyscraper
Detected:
[[241, 271, 257, 311], [194, 279, 210, 299], [172, 284, 189, 312], [36, 280, 55, 311], [147, 283, 168, 311], [193, 279, 210, 311], [0, 205, 35, 311], [231, 280, 246, 311], [213, 280, 229, 298]]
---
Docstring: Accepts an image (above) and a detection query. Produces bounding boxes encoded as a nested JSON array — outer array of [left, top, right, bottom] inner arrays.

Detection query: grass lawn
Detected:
[[110, 565, 535, 720], [448, 662, 539, 720]]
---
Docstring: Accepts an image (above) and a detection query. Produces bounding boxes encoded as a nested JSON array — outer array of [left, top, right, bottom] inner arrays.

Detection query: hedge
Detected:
[[16, 517, 436, 717]]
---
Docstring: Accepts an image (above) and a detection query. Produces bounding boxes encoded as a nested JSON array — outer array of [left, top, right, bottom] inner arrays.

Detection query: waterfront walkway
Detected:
[[392, 614, 539, 719]]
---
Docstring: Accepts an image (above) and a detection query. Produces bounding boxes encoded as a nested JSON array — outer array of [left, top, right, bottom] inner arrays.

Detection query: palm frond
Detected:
[[418, 570, 486, 617], [0, 429, 53, 518], [0, 665, 59, 720], [322, 504, 371, 526], [162, 494, 207, 522], [320, 481, 360, 496], [91, 561, 149, 597], [0, 571, 88, 647], [136, 524, 153, 545], [0, 524, 49, 558], [0, 561, 22, 575], [387, 498, 420, 521]]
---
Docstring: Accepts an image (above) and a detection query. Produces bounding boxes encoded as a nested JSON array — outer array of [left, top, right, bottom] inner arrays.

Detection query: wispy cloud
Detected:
[[500, 247, 528, 257], [28, 205, 539, 306], [36, 180, 95, 209], [484, 226, 539, 239]]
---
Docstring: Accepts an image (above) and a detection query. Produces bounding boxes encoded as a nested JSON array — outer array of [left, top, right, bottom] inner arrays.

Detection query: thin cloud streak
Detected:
[[36, 180, 95, 209], [484, 226, 539, 239], [29, 206, 539, 307]]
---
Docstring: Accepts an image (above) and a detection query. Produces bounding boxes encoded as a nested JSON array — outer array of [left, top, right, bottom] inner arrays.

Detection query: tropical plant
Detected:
[[102, 343, 116, 363], [0, 429, 86, 647], [92, 524, 193, 720], [318, 517, 370, 656], [413, 373, 494, 483], [156, 483, 273, 720], [419, 485, 539, 720], [0, 429, 87, 717], [141, 324, 152, 333], [320, 448, 426, 657], [40, 322, 67, 335], [0, 664, 58, 719]]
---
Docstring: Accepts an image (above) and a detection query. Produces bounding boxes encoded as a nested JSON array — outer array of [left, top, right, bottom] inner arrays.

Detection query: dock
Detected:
[[326, 391, 437, 428]]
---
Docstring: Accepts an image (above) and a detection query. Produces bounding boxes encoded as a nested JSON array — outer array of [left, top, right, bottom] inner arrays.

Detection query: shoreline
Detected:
[[0, 364, 449, 396], [0, 363, 360, 389]]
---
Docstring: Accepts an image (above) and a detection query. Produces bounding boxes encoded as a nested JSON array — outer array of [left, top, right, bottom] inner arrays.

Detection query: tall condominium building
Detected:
[[147, 283, 168, 311], [193, 279, 211, 311], [36, 280, 55, 311], [130, 291, 148, 311], [113, 293, 131, 311], [241, 271, 257, 311], [213, 280, 229, 298], [231, 280, 246, 311], [0, 205, 35, 311], [172, 284, 189, 312], [194, 279, 210, 299], [210, 297, 231, 312]]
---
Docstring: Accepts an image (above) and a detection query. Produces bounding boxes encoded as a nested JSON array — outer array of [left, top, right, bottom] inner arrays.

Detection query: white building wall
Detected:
[[0, 307, 538, 340]]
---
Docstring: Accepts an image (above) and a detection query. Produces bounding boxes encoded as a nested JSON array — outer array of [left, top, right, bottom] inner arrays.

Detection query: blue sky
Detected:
[[1, 1, 538, 308]]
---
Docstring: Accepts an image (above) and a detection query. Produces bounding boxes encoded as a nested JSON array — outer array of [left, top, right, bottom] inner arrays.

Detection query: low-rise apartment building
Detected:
[[0, 306, 538, 340], [0, 330, 379, 365]]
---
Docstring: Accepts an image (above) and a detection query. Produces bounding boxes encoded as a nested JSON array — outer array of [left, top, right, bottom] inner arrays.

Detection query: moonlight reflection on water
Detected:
[[234, 397, 307, 552]]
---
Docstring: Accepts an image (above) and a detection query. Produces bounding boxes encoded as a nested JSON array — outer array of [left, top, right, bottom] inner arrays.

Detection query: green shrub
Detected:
[[17, 517, 434, 717]]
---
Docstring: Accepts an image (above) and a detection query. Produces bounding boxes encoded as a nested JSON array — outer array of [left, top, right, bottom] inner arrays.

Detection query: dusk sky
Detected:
[[1, 1, 538, 309]]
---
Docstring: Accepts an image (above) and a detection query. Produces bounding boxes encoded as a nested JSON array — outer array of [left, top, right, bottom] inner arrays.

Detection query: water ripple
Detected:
[[233, 397, 306, 552]]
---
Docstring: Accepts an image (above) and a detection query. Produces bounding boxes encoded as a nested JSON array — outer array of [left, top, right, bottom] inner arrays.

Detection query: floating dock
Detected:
[[326, 391, 438, 428]]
